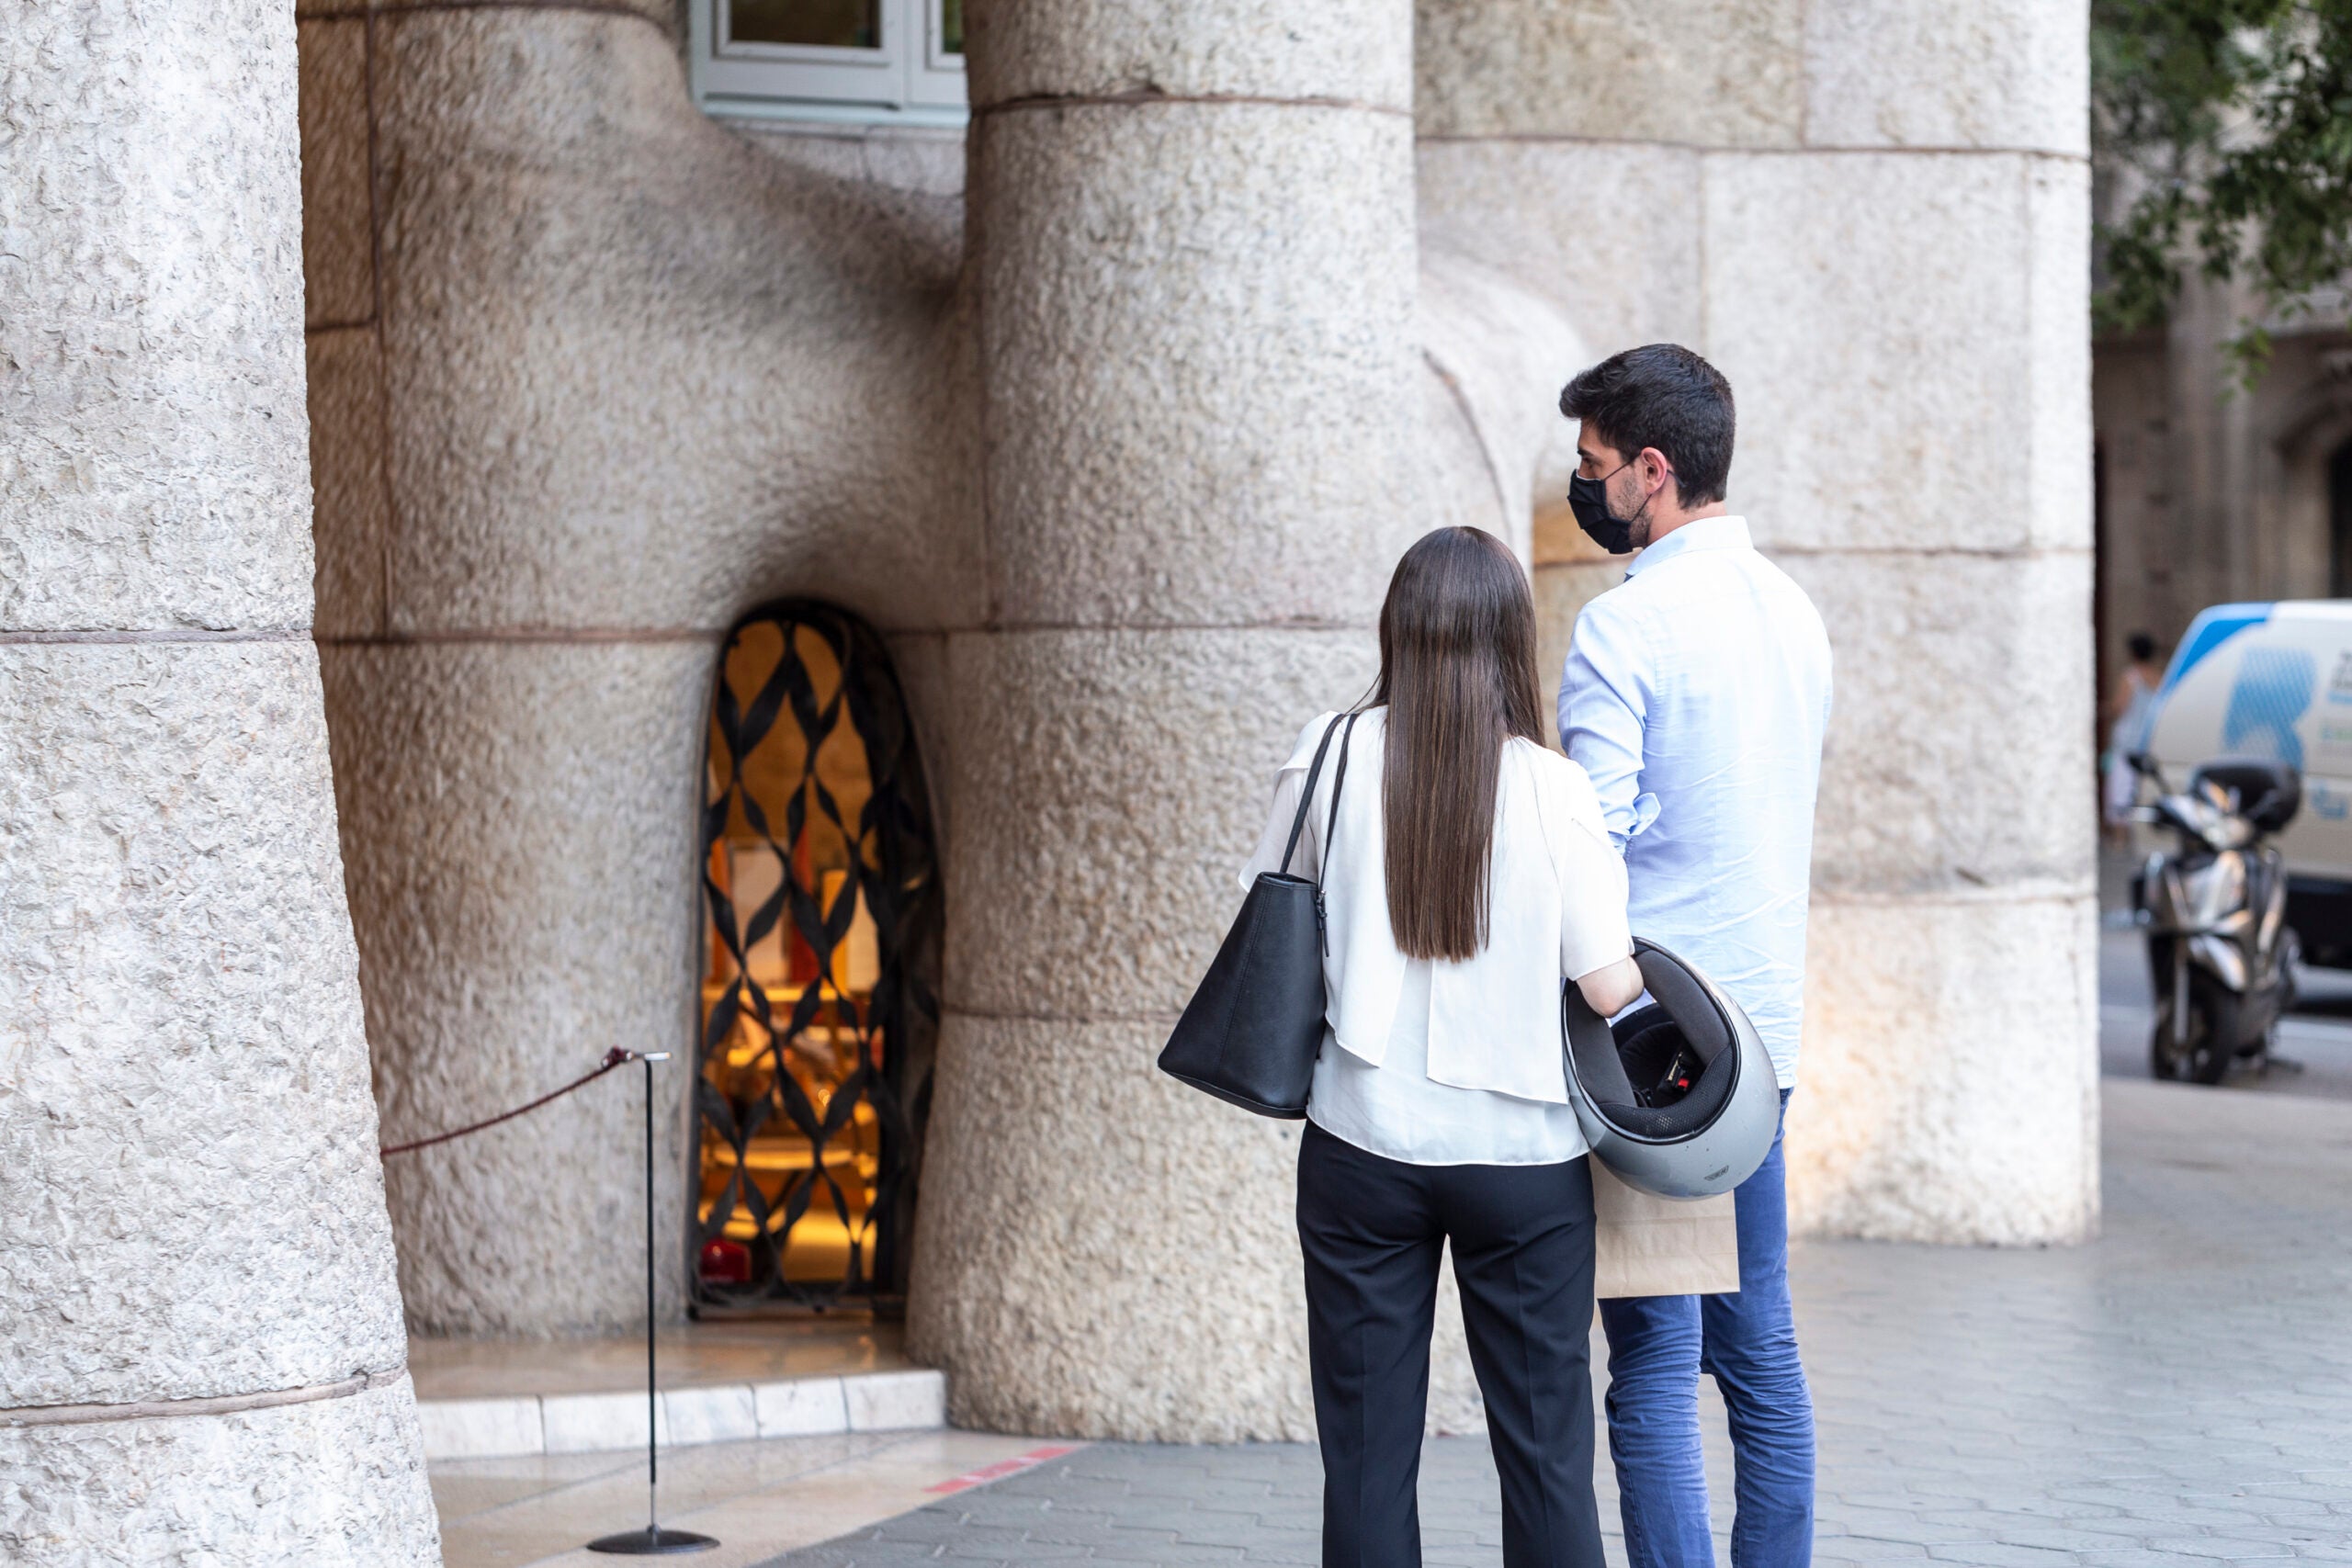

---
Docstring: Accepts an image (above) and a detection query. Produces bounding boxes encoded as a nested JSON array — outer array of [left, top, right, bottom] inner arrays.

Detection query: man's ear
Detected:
[[1643, 447, 1676, 501]]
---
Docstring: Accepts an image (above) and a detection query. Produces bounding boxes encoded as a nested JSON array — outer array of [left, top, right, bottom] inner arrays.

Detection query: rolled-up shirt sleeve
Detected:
[[1553, 766, 1634, 981], [1558, 596, 1654, 851]]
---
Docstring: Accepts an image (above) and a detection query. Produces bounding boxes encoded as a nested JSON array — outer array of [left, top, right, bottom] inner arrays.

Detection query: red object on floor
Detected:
[[924, 1445, 1082, 1495], [698, 1237, 752, 1284]]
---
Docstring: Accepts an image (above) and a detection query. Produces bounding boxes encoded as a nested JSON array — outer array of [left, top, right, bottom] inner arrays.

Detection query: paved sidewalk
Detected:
[[767, 1079, 2352, 1565]]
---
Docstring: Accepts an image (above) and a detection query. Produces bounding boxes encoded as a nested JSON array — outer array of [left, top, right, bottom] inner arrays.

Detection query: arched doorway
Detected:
[[691, 602, 941, 1311]]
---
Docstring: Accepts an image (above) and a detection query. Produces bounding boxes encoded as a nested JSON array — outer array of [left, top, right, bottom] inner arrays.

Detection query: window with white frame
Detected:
[[693, 0, 966, 125]]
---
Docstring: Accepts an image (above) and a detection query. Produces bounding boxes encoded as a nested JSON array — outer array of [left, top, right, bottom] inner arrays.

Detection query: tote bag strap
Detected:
[[1320, 712, 1359, 884], [1288, 715, 1363, 879], [1277, 711, 1361, 880]]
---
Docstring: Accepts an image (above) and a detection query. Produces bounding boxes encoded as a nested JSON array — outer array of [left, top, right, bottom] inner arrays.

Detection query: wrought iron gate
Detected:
[[692, 602, 940, 1310]]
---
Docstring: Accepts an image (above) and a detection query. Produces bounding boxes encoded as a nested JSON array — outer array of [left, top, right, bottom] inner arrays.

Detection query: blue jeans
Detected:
[[1599, 1089, 1814, 1568]]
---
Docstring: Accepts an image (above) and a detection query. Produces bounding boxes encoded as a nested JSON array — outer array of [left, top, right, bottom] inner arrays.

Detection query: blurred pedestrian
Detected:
[[1244, 527, 1645, 1568], [1556, 344, 1831, 1568], [2103, 632, 2165, 843]]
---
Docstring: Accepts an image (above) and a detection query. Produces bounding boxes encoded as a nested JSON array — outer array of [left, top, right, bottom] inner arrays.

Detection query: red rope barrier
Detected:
[[379, 1047, 639, 1157]]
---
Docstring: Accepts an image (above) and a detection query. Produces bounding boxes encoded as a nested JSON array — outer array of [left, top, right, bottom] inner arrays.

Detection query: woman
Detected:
[[2102, 631, 2165, 842], [1240, 526, 1644, 1568]]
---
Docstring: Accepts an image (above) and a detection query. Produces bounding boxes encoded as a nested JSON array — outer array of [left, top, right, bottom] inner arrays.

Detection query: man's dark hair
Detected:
[[1558, 344, 1736, 506]]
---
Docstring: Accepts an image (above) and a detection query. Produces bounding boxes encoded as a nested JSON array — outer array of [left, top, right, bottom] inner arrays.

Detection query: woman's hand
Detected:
[[1574, 954, 1645, 1018]]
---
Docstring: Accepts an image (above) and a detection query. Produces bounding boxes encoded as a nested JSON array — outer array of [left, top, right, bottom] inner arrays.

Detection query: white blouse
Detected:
[[1238, 708, 1634, 1166]]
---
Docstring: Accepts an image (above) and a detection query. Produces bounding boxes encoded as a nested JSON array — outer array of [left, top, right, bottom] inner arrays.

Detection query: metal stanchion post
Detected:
[[588, 1053, 718, 1556]]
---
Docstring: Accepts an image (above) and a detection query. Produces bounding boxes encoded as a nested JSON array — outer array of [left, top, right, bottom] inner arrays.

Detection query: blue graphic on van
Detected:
[[2158, 603, 2272, 698], [2221, 645, 2316, 767], [2310, 781, 2352, 821]]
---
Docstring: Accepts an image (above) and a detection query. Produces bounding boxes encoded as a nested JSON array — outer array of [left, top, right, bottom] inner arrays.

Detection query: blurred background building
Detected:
[[4, 1, 2095, 1559], [2088, 8, 2352, 691], [2094, 273, 2352, 675]]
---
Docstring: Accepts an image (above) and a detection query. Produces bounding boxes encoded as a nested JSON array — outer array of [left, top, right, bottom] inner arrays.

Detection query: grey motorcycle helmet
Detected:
[[1560, 938, 1781, 1200]]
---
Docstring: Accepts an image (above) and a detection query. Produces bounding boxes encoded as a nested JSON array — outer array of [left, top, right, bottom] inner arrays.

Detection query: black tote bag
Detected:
[[1158, 712, 1359, 1116]]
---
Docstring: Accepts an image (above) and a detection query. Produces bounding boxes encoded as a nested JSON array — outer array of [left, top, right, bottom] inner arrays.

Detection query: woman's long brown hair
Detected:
[[1374, 527, 1547, 962]]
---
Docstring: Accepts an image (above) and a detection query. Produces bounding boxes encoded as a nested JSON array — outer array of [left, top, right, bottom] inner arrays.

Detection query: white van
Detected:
[[2137, 600, 2352, 967]]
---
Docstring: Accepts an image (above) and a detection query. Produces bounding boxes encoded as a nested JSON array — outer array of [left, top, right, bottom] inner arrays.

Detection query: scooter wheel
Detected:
[[2152, 980, 2236, 1086]]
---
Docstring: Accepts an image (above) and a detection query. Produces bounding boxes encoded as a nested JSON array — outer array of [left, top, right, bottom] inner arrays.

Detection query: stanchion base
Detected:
[[586, 1526, 720, 1555]]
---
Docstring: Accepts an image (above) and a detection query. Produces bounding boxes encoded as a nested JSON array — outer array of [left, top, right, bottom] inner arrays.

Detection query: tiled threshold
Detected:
[[411, 1317, 944, 1461], [416, 1367, 946, 1460]]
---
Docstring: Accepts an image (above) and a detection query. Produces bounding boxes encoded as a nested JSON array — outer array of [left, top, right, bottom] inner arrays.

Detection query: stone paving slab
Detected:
[[430, 1428, 1059, 1567], [764, 1081, 2352, 1565]]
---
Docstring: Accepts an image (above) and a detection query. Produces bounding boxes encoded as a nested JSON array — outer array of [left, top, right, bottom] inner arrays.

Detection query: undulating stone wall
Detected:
[[1418, 0, 2100, 1244], [0, 2, 439, 1560], [297, 2, 980, 1334], [303, 0, 1544, 1427], [281, 0, 2089, 1453]]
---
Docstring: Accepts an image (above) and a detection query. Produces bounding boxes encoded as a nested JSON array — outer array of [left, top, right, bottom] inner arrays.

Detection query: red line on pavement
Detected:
[[924, 1444, 1081, 1495]]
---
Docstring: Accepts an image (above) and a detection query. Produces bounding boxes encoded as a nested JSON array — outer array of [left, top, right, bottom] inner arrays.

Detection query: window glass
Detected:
[[729, 0, 880, 49], [696, 0, 963, 118]]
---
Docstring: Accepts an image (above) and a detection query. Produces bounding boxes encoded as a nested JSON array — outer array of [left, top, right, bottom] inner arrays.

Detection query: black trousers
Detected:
[[1297, 1121, 1605, 1568]]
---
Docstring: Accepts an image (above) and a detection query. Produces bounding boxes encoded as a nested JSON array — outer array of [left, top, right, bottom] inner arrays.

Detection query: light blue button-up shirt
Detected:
[[1556, 515, 1832, 1087]]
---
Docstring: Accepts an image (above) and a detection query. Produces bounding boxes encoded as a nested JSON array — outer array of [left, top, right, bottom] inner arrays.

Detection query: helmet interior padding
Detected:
[[1593, 1005, 1736, 1137], [1560, 937, 1781, 1195]]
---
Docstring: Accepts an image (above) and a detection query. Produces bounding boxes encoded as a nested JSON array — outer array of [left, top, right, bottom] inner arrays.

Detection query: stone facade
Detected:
[[1, 1, 438, 1559], [310, 0, 2092, 1432], [5, 0, 2096, 1515]]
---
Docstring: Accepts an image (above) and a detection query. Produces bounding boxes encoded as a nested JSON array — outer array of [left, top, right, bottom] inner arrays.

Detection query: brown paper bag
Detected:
[[1592, 1160, 1741, 1298]]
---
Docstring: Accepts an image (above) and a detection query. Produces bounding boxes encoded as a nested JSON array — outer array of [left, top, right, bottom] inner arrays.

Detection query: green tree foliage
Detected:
[[2095, 0, 2352, 378]]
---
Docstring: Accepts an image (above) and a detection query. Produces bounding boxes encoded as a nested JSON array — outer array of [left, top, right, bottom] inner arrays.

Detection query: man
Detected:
[[1555, 344, 1831, 1567]]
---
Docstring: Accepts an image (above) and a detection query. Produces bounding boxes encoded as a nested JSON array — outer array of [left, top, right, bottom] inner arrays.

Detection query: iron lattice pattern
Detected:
[[695, 602, 940, 1310]]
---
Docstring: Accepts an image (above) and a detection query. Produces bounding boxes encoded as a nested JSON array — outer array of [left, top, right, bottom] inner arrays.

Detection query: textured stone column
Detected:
[[0, 3, 439, 1561], [906, 1, 1420, 1440], [1735, 6, 2098, 1245], [1418, 0, 2098, 1244]]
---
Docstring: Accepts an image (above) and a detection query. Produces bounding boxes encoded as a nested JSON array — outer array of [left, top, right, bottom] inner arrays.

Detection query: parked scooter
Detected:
[[2130, 753, 2302, 1084]]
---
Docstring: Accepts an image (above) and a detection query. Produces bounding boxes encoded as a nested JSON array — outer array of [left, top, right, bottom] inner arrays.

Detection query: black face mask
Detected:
[[1567, 461, 1641, 556]]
